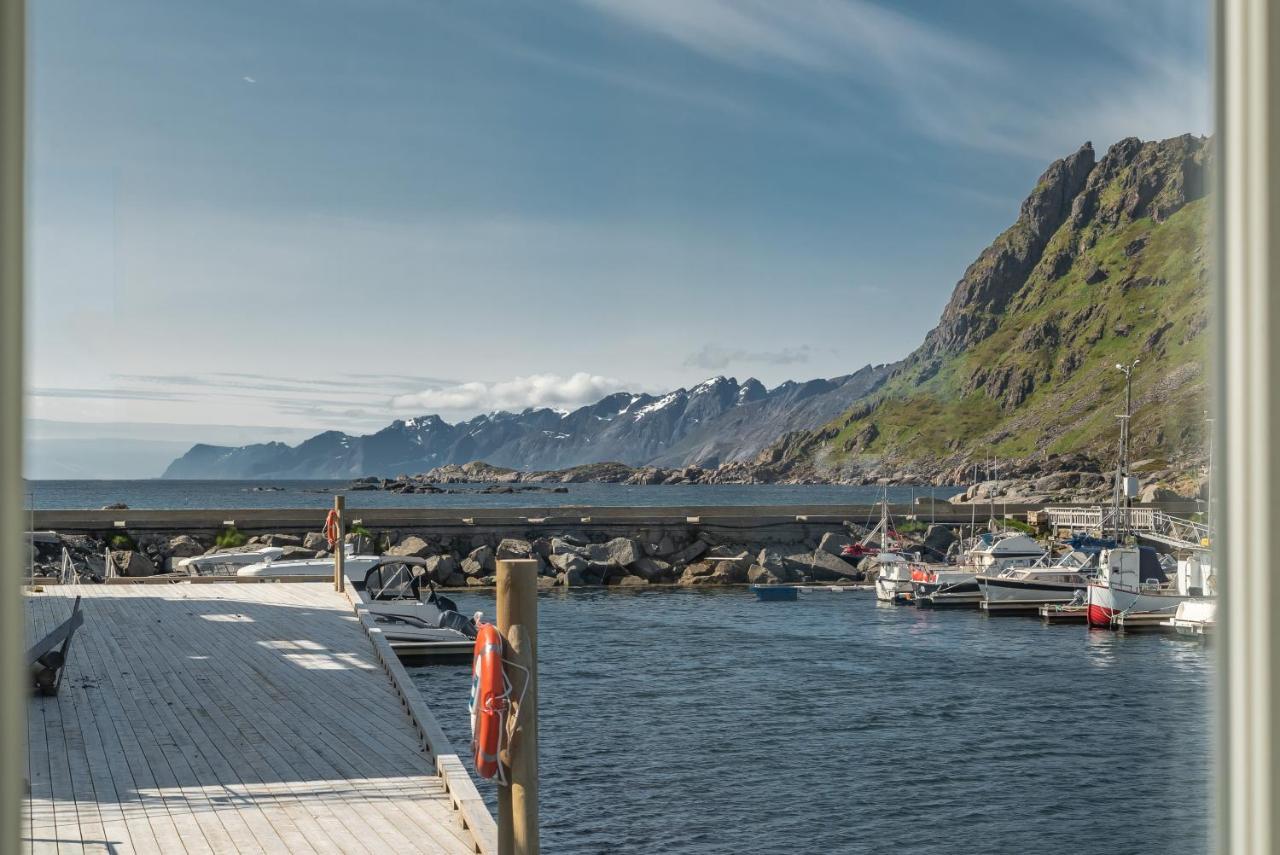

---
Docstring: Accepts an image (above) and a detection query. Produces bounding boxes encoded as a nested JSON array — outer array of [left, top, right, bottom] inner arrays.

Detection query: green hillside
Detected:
[[767, 135, 1210, 486]]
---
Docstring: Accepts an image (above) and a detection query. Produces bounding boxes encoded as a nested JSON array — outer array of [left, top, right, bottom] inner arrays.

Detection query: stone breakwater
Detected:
[[28, 522, 960, 589]]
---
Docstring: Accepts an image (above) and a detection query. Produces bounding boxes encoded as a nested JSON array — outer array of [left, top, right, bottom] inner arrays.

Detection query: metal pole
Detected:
[[0, 2, 24, 851], [333, 495, 345, 592], [496, 558, 539, 855]]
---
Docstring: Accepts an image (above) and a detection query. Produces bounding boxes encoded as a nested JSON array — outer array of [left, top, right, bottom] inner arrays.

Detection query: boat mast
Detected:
[[1114, 359, 1140, 542]]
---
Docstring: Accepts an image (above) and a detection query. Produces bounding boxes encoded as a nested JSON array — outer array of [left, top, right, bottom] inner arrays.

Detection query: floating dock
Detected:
[[23, 582, 495, 854], [979, 600, 1043, 615], [1039, 604, 1089, 624]]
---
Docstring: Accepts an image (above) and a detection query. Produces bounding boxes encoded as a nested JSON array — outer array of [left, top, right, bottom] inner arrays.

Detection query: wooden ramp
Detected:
[[23, 583, 491, 854]]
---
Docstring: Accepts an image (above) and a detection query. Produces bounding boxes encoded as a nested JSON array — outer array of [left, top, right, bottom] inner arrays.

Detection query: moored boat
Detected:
[[912, 531, 1048, 607], [978, 550, 1094, 611], [1086, 546, 1189, 628]]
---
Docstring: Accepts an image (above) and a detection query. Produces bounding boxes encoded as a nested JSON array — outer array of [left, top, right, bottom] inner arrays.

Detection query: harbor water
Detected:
[[412, 588, 1212, 855]]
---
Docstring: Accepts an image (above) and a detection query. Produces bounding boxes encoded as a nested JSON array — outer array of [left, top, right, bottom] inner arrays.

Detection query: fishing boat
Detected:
[[977, 550, 1094, 611], [1086, 545, 1189, 627]]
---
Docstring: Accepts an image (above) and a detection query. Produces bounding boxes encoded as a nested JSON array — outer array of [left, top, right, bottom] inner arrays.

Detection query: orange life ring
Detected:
[[470, 623, 507, 780], [323, 509, 340, 548]]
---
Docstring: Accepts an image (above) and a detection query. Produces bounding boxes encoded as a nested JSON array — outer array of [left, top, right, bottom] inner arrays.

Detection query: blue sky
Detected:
[[27, 0, 1210, 454]]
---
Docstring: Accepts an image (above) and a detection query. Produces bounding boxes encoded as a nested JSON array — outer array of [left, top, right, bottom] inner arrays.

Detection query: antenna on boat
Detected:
[[1114, 358, 1140, 543]]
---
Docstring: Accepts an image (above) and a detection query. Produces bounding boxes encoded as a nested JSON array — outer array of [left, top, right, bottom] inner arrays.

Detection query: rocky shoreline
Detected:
[[351, 454, 1206, 506], [29, 520, 962, 589]]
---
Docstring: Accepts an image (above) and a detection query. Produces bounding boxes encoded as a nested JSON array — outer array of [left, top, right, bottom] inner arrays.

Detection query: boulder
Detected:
[[550, 537, 589, 557], [806, 550, 861, 581], [677, 560, 744, 586], [617, 575, 649, 587], [444, 571, 468, 587], [588, 537, 642, 567], [629, 556, 671, 582], [1140, 483, 1180, 503], [111, 550, 157, 578], [643, 534, 677, 558], [388, 536, 436, 559], [536, 575, 557, 590], [465, 545, 495, 573], [756, 548, 794, 581], [548, 552, 588, 575], [279, 546, 317, 560], [496, 538, 534, 560], [421, 555, 460, 585], [747, 564, 787, 584], [303, 531, 328, 551], [816, 532, 853, 556], [167, 535, 204, 558], [557, 567, 586, 587], [922, 525, 959, 560], [669, 539, 709, 565], [260, 533, 303, 547], [465, 576, 487, 587]]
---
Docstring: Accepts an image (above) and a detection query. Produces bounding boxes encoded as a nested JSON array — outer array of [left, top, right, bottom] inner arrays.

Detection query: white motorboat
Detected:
[[178, 547, 285, 576], [235, 550, 383, 579], [913, 531, 1048, 607], [977, 550, 1094, 610], [873, 552, 917, 603]]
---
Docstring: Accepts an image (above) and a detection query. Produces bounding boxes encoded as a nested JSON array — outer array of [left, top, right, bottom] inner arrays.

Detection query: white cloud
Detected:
[[392, 372, 627, 414]]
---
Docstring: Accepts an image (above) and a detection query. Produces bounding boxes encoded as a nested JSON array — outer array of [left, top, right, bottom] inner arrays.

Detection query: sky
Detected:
[[25, 0, 1211, 473]]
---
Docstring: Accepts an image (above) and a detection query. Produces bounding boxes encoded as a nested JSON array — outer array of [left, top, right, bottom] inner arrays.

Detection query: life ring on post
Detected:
[[470, 623, 508, 780], [323, 509, 340, 549]]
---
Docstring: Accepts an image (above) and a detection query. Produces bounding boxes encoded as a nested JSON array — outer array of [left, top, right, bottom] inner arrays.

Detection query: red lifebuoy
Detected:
[[323, 509, 340, 549], [470, 623, 507, 780]]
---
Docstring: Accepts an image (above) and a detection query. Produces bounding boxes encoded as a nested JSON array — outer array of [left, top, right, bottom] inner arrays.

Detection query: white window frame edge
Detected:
[[1220, 0, 1280, 852], [0, 1, 24, 854], [0, 1, 1264, 853]]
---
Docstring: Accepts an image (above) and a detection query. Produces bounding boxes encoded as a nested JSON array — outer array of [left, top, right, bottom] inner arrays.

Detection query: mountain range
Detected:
[[162, 366, 890, 479], [165, 133, 1210, 487]]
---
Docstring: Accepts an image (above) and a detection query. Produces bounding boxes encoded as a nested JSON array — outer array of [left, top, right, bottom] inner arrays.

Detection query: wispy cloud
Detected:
[[683, 344, 813, 371], [575, 0, 1209, 159], [393, 373, 627, 413]]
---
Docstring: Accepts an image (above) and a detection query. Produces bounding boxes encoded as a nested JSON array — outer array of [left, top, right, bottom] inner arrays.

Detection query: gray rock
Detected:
[[465, 576, 487, 587], [643, 534, 677, 558], [496, 538, 534, 560], [303, 531, 328, 551], [422, 555, 460, 585], [588, 537, 642, 567], [922, 525, 958, 560], [111, 550, 157, 578], [550, 537, 589, 557], [630, 556, 671, 581], [617, 575, 649, 587], [261, 533, 303, 547], [466, 545, 496, 573], [167, 535, 204, 558], [557, 567, 586, 587], [444, 571, 468, 587], [388, 536, 436, 558], [279, 546, 317, 560], [816, 532, 853, 556], [669, 539, 709, 564], [805, 550, 860, 581], [747, 564, 787, 584], [548, 552, 588, 575]]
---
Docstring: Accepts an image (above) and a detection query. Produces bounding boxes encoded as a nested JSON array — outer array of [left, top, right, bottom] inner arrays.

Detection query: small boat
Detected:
[[873, 552, 917, 604], [350, 557, 479, 661], [1086, 546, 1190, 628], [235, 546, 382, 579], [977, 550, 1094, 611], [1163, 598, 1215, 637], [178, 546, 285, 576], [752, 585, 799, 602], [913, 532, 1048, 607]]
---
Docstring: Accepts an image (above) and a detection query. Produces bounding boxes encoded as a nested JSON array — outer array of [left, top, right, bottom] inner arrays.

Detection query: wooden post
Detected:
[[496, 559, 539, 855], [333, 495, 345, 592]]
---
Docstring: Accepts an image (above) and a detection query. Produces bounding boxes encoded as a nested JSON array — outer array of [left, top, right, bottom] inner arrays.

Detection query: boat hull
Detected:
[[980, 576, 1086, 608], [1087, 583, 1189, 628]]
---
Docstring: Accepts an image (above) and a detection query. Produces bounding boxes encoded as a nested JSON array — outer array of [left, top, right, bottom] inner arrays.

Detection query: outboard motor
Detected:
[[437, 609, 478, 639], [425, 584, 459, 614]]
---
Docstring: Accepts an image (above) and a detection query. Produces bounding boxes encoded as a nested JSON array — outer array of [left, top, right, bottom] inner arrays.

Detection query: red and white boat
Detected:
[[1086, 546, 1189, 627]]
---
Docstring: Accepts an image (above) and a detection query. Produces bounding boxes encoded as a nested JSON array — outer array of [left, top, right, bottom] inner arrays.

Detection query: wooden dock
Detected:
[[23, 582, 495, 854]]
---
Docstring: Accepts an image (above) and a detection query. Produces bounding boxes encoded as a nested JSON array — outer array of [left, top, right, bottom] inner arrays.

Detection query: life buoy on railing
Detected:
[[323, 509, 340, 549], [470, 623, 509, 781]]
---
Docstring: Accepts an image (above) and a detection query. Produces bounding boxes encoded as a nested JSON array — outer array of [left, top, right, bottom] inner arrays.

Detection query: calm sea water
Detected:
[[412, 589, 1212, 855], [24, 479, 960, 510]]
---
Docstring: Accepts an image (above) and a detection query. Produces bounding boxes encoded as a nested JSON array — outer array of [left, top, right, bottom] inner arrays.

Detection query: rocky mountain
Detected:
[[751, 134, 1211, 489], [162, 366, 891, 479]]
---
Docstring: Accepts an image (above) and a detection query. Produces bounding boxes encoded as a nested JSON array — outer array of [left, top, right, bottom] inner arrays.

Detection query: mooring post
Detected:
[[496, 558, 539, 855], [333, 495, 345, 593]]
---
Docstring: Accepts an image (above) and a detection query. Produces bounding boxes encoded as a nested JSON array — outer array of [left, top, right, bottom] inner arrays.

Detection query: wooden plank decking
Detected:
[[23, 583, 490, 854]]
